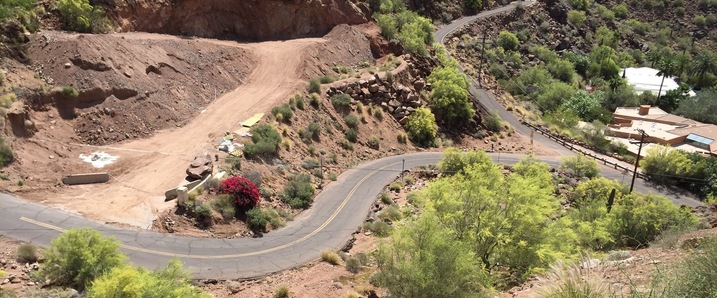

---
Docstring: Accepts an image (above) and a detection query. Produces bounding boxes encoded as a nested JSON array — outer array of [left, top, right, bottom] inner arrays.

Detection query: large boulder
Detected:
[[186, 155, 213, 179]]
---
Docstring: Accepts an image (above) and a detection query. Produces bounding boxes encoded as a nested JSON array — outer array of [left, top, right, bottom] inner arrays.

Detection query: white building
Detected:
[[621, 67, 696, 97]]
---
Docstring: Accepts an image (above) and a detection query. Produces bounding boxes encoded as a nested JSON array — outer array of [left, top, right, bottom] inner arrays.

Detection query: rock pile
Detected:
[[186, 155, 213, 179], [326, 74, 430, 124]]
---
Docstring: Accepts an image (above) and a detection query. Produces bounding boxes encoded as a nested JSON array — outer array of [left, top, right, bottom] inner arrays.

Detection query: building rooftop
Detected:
[[621, 67, 697, 97]]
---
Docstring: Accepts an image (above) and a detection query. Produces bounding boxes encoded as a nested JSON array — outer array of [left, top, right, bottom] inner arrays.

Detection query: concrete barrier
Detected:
[[62, 173, 110, 185]]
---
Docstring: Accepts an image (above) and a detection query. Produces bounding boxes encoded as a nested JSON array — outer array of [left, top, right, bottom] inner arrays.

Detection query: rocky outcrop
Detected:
[[105, 0, 368, 40], [186, 155, 213, 179], [6, 102, 36, 138]]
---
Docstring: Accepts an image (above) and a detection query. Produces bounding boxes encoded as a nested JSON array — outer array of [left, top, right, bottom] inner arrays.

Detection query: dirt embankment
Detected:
[[106, 0, 368, 40]]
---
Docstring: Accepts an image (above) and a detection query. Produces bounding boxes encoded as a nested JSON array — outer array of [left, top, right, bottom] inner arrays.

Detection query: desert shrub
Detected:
[[380, 193, 393, 205], [547, 59, 576, 83], [345, 257, 362, 273], [0, 137, 13, 167], [246, 208, 270, 231], [0, 0, 37, 22], [224, 156, 241, 171], [396, 134, 407, 144], [302, 158, 319, 170], [271, 104, 293, 123], [484, 110, 503, 132], [306, 122, 321, 140], [16, 244, 39, 263], [612, 3, 628, 18], [610, 193, 697, 247], [274, 286, 290, 298], [330, 94, 351, 111], [244, 124, 282, 159], [496, 30, 519, 51], [218, 176, 260, 208], [293, 94, 305, 110], [344, 115, 359, 129], [88, 260, 209, 298], [62, 85, 78, 97], [695, 15, 707, 27], [530, 45, 558, 63], [320, 250, 342, 265], [567, 10, 586, 26], [344, 128, 358, 143], [194, 203, 212, 224], [211, 194, 236, 219], [560, 154, 600, 178], [39, 228, 125, 290], [388, 182, 403, 192], [243, 170, 263, 188], [340, 139, 354, 150], [378, 205, 402, 221], [318, 76, 334, 84], [568, 0, 589, 9], [541, 258, 611, 298], [308, 93, 320, 108], [281, 174, 315, 209], [595, 4, 615, 21], [307, 79, 321, 94], [373, 107, 384, 120], [405, 107, 437, 147], [55, 0, 110, 33], [367, 137, 380, 150], [363, 221, 391, 237]]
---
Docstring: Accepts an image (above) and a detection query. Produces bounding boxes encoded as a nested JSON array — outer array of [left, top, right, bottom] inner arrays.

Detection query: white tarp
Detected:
[[79, 152, 118, 168], [622, 67, 696, 97]]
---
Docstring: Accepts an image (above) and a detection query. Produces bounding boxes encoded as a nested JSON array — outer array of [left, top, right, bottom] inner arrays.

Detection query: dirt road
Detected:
[[48, 34, 325, 228]]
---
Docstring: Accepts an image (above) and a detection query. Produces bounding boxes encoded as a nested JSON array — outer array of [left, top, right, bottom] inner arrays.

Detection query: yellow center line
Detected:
[[19, 158, 414, 259]]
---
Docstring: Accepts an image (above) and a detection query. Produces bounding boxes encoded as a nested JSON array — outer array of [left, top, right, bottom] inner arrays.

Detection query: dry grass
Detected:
[[541, 255, 613, 298], [320, 250, 342, 266]]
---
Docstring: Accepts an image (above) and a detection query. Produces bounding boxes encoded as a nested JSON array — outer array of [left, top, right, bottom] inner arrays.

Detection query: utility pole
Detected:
[[401, 159, 405, 183], [629, 129, 648, 193], [478, 35, 487, 88]]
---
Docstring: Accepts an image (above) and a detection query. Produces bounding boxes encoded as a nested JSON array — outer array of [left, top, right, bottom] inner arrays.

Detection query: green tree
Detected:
[[560, 153, 600, 178], [375, 212, 490, 298], [537, 81, 577, 112], [88, 260, 210, 298], [427, 66, 475, 124], [675, 87, 717, 124], [646, 50, 661, 68], [496, 31, 520, 52], [40, 228, 125, 290], [405, 107, 438, 147], [437, 148, 494, 176], [656, 55, 679, 100], [689, 52, 717, 88], [55, 0, 110, 33], [604, 83, 639, 111], [561, 90, 608, 122]]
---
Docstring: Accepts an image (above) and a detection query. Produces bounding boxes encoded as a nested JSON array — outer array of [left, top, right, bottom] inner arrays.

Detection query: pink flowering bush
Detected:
[[218, 176, 260, 208]]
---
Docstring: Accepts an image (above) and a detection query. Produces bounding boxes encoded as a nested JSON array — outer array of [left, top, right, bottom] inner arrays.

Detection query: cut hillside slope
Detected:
[[12, 25, 377, 229]]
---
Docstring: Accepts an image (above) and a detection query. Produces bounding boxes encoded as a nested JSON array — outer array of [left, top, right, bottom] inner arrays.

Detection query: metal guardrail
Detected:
[[522, 121, 647, 180]]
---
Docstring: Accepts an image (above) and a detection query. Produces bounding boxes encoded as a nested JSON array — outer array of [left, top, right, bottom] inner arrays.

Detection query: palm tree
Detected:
[[646, 51, 662, 68], [690, 52, 717, 88], [675, 52, 690, 76], [656, 55, 678, 99]]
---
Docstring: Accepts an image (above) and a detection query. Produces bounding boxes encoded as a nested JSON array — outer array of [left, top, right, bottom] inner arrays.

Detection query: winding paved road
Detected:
[[0, 0, 703, 280]]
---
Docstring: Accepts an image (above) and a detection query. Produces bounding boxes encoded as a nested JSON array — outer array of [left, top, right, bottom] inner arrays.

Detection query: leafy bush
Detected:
[[55, 0, 110, 33], [344, 128, 358, 143], [281, 174, 315, 209], [0, 137, 13, 167], [367, 137, 380, 150], [484, 111, 503, 132], [244, 124, 282, 159], [40, 228, 125, 290], [560, 154, 600, 178], [88, 259, 209, 298], [567, 10, 586, 26], [194, 203, 212, 224], [405, 107, 437, 147], [345, 257, 362, 273], [694, 15, 707, 27], [568, 0, 589, 10], [309, 93, 320, 108], [271, 104, 293, 123], [344, 115, 359, 129], [496, 31, 519, 51], [318, 76, 334, 84], [62, 86, 78, 97], [218, 176, 260, 208], [378, 205, 402, 221], [0, 0, 37, 22], [363, 221, 391, 237], [612, 3, 628, 18], [300, 122, 321, 142], [246, 208, 270, 231], [16, 244, 39, 263], [428, 66, 475, 124], [307, 79, 321, 94], [547, 59, 576, 83]]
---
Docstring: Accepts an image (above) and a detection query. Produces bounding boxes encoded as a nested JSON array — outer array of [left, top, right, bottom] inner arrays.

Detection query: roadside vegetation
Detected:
[[373, 149, 698, 296], [370, 0, 435, 55]]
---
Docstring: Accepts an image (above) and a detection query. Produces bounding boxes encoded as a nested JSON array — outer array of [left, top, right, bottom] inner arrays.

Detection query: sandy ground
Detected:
[[25, 35, 325, 228]]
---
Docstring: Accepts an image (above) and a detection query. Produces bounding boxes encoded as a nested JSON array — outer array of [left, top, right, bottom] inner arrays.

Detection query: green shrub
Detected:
[[39, 228, 125, 290], [274, 285, 290, 298], [667, 239, 717, 297], [0, 137, 13, 167], [344, 115, 359, 128], [320, 250, 342, 265], [16, 244, 39, 263], [302, 158, 319, 169], [560, 154, 600, 178], [309, 93, 320, 108], [308, 79, 321, 94], [612, 3, 628, 19], [378, 205, 402, 221], [293, 94, 305, 110], [568, 0, 589, 10], [62, 85, 78, 97], [548, 59, 576, 83], [271, 104, 293, 123], [211, 194, 236, 220], [55, 0, 110, 33], [496, 31, 519, 51], [225, 156, 241, 171], [388, 182, 403, 192], [363, 221, 391, 237], [244, 124, 282, 159], [373, 107, 384, 120], [194, 203, 212, 224], [318, 76, 334, 84], [301, 122, 321, 142], [331, 94, 351, 111], [484, 111, 503, 132], [380, 193, 393, 205], [345, 257, 362, 273], [695, 15, 707, 27], [610, 193, 697, 247], [281, 174, 315, 209], [405, 107, 437, 147], [246, 208, 270, 231], [595, 4, 615, 21], [344, 128, 358, 143], [567, 10, 586, 26], [397, 134, 407, 144]]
